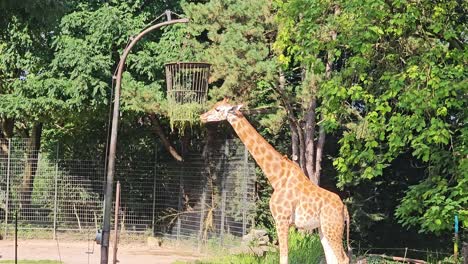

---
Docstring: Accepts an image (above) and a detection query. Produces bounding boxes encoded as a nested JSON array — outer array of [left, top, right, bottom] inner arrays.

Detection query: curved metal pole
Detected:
[[101, 17, 189, 264]]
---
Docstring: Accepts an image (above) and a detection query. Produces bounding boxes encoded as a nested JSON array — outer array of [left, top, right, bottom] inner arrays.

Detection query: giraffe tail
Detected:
[[344, 205, 352, 260]]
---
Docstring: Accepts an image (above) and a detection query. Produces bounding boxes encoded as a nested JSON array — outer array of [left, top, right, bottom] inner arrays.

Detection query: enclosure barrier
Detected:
[[0, 138, 256, 248]]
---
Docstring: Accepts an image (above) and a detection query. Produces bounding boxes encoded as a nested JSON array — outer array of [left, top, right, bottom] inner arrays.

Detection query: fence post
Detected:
[[112, 181, 121, 264], [176, 167, 183, 241], [242, 144, 248, 236], [53, 144, 59, 240], [219, 140, 229, 246], [4, 138, 11, 238], [152, 147, 157, 236], [197, 184, 206, 251]]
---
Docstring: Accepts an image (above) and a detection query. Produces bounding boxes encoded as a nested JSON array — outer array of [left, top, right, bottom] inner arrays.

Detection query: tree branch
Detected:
[[241, 107, 278, 116], [148, 113, 183, 162], [273, 70, 303, 165]]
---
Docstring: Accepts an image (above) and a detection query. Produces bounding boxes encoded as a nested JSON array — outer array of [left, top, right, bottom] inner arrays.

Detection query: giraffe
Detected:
[[200, 99, 351, 264]]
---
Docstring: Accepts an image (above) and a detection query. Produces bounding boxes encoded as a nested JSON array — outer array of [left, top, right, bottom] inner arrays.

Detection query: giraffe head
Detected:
[[200, 98, 243, 123]]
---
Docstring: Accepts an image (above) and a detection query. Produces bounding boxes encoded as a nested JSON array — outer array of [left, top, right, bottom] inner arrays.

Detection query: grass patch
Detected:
[[0, 261, 63, 264], [182, 229, 324, 264]]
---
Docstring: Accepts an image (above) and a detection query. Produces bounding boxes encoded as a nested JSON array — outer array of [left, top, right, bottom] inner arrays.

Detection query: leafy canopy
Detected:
[[275, 0, 467, 234]]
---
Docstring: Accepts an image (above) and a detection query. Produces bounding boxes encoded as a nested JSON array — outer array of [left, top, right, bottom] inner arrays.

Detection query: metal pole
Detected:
[[4, 138, 11, 238], [176, 136, 188, 243], [100, 15, 188, 264], [14, 211, 17, 264], [197, 185, 206, 251], [242, 146, 248, 236], [176, 168, 183, 242], [53, 144, 59, 240], [455, 214, 459, 263], [152, 147, 157, 236], [219, 140, 229, 246], [112, 181, 121, 264]]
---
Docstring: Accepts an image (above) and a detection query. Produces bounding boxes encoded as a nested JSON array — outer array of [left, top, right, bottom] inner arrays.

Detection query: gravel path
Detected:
[[0, 239, 203, 264]]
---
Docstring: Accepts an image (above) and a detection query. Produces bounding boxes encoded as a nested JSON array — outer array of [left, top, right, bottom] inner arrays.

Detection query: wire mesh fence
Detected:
[[0, 138, 256, 247]]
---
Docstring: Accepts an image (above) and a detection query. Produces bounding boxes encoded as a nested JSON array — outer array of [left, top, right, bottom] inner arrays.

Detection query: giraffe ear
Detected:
[[223, 97, 230, 103]]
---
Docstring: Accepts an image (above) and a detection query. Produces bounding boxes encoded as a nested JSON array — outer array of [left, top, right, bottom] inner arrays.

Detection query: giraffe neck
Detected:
[[229, 115, 284, 188]]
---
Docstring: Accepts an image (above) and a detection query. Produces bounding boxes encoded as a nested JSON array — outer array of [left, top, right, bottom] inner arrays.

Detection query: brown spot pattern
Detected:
[[202, 100, 350, 264]]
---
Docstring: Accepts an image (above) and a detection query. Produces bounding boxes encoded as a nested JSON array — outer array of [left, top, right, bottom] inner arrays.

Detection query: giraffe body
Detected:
[[201, 99, 350, 264]]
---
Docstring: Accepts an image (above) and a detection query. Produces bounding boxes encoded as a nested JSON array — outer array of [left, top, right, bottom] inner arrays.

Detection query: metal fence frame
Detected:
[[0, 138, 256, 247]]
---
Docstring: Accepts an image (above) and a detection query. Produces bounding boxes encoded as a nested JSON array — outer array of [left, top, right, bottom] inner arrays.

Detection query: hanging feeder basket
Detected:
[[165, 62, 211, 125]]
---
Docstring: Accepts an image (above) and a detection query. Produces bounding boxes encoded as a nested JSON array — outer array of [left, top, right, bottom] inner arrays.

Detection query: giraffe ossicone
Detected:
[[201, 99, 351, 264]]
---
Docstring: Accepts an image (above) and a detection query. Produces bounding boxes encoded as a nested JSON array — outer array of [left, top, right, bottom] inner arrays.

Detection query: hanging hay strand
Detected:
[[165, 62, 210, 129]]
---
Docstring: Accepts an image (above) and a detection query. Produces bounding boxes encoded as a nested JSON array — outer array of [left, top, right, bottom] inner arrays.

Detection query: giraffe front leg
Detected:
[[276, 220, 289, 264], [270, 191, 293, 264]]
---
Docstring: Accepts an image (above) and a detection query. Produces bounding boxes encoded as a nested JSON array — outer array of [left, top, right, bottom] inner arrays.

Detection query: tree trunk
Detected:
[[297, 125, 306, 173], [0, 117, 14, 156], [313, 126, 326, 185], [148, 113, 183, 161], [462, 242, 468, 264], [310, 5, 339, 185], [290, 122, 300, 164], [20, 123, 43, 209], [304, 96, 317, 181], [276, 71, 302, 166]]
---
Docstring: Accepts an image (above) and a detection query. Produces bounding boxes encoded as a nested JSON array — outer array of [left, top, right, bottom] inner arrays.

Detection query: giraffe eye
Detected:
[[215, 107, 221, 111]]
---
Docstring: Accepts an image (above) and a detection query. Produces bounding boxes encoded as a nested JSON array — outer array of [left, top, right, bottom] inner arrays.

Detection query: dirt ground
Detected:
[[0, 239, 204, 264]]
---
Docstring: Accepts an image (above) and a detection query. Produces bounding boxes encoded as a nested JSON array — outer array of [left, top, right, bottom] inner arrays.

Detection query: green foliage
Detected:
[[166, 102, 206, 131], [0, 13, 58, 122], [1, 0, 466, 252], [276, 0, 467, 234], [51, 1, 148, 109], [0, 0, 69, 29], [396, 175, 468, 234], [188, 229, 324, 264], [180, 0, 284, 234], [182, 0, 277, 101]]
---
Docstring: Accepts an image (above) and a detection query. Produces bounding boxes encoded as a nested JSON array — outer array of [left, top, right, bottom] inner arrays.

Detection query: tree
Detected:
[[44, 0, 193, 151], [182, 0, 345, 185], [0, 0, 184, 205], [182, 0, 277, 101], [0, 0, 69, 206], [275, 0, 467, 234], [273, 0, 345, 184]]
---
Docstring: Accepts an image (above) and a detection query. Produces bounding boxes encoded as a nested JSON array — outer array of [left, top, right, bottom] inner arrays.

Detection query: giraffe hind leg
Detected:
[[319, 230, 338, 264], [319, 229, 349, 264]]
